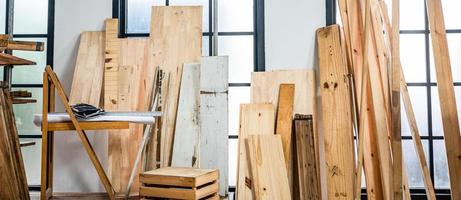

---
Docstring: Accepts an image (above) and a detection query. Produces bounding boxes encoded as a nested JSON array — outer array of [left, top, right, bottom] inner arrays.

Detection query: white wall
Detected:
[[53, 0, 112, 192], [265, 0, 325, 71]]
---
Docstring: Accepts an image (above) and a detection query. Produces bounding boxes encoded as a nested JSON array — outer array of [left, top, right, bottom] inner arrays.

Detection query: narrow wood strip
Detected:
[[46, 121, 129, 131]]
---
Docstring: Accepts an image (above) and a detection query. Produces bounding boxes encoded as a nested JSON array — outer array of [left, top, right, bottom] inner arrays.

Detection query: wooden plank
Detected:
[[141, 167, 218, 187], [4, 40, 45, 51], [294, 114, 319, 200], [69, 31, 105, 107], [199, 56, 229, 196], [246, 135, 291, 199], [45, 66, 116, 200], [47, 121, 129, 131], [236, 103, 275, 200], [104, 19, 120, 111], [0, 53, 35, 65], [400, 66, 436, 199], [172, 63, 201, 167], [426, 0, 461, 198], [317, 24, 355, 200], [150, 6, 202, 167]]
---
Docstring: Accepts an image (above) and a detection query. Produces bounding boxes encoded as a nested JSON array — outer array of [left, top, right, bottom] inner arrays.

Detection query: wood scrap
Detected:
[[317, 24, 355, 200], [426, 0, 461, 198], [236, 103, 275, 200], [246, 135, 291, 199], [149, 6, 202, 167], [199, 56, 229, 196], [0, 53, 35, 66]]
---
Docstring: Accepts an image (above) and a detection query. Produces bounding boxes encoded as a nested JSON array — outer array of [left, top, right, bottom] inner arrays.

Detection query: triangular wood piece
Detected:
[[0, 53, 35, 66]]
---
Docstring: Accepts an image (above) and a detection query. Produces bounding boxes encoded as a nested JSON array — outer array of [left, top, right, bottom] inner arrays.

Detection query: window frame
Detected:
[[327, 0, 454, 199]]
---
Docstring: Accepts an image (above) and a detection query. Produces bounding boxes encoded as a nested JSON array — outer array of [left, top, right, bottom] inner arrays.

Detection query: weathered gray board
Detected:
[[199, 56, 229, 196], [171, 63, 201, 167]]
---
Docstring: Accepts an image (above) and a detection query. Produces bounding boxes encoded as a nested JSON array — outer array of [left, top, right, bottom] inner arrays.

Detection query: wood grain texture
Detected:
[[317, 24, 355, 200], [246, 135, 291, 200], [149, 6, 202, 167], [172, 63, 200, 167], [426, 0, 461, 198], [69, 31, 104, 107], [294, 115, 319, 200], [199, 56, 229, 196], [0, 53, 35, 65], [236, 103, 275, 200], [104, 19, 120, 111]]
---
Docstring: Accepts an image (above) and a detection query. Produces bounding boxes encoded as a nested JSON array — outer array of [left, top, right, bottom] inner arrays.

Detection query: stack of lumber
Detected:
[[68, 5, 229, 197], [0, 86, 29, 199]]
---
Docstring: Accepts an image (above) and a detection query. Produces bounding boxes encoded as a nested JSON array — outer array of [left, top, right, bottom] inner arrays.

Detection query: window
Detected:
[[1, 0, 55, 190], [118, 0, 265, 196], [331, 0, 456, 197]]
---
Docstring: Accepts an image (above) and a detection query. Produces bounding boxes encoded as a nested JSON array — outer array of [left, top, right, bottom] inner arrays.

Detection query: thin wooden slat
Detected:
[[294, 114, 319, 200], [236, 103, 275, 200], [104, 19, 120, 111], [246, 135, 291, 199], [172, 63, 201, 167], [199, 56, 229, 196], [4, 40, 45, 51], [141, 167, 218, 187], [46, 121, 129, 131], [150, 6, 202, 167], [0, 53, 35, 65], [69, 31, 105, 107], [317, 24, 355, 200], [426, 0, 461, 198]]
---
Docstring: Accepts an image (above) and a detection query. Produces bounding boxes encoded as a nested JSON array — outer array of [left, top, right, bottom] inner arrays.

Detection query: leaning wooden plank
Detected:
[[199, 56, 229, 196], [236, 103, 275, 200], [69, 31, 105, 107], [317, 24, 355, 200], [172, 63, 200, 167], [104, 19, 120, 111], [150, 6, 202, 167], [294, 114, 319, 200], [400, 66, 436, 199], [246, 135, 291, 199], [275, 84, 295, 191], [426, 0, 461, 198]]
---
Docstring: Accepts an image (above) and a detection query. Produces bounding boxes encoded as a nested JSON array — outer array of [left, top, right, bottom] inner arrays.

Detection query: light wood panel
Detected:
[[104, 19, 120, 111], [317, 24, 355, 200], [294, 114, 319, 200], [150, 6, 202, 167], [236, 103, 275, 200], [426, 0, 461, 198], [69, 31, 105, 107], [199, 56, 229, 196], [172, 63, 200, 167], [246, 135, 291, 199]]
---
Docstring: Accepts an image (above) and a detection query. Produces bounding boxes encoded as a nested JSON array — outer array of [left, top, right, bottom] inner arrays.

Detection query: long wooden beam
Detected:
[[426, 0, 461, 198]]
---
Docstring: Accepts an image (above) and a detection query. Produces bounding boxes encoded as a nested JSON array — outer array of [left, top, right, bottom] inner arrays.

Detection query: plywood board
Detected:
[[294, 114, 319, 200], [426, 0, 461, 198], [69, 31, 104, 107], [172, 63, 200, 167], [199, 56, 229, 196], [246, 135, 291, 199], [236, 103, 275, 200], [150, 6, 202, 167], [317, 25, 355, 199]]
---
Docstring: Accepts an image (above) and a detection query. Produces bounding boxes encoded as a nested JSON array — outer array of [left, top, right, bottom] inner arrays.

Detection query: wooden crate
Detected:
[[140, 167, 219, 200]]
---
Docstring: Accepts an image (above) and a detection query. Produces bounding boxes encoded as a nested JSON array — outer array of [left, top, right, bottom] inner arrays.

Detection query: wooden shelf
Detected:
[[46, 121, 129, 131]]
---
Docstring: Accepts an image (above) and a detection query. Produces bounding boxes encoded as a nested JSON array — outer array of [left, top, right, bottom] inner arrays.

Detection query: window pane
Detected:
[[218, 36, 253, 83], [429, 34, 461, 83], [442, 0, 461, 29], [13, 0, 48, 34], [401, 86, 428, 136], [400, 34, 426, 83], [403, 139, 429, 188], [202, 36, 210, 56], [13, 88, 43, 136], [401, 0, 425, 30], [12, 38, 47, 84], [170, 0, 210, 32], [20, 138, 41, 185], [0, 0, 5, 34], [434, 140, 450, 188], [218, 0, 253, 32], [228, 86, 250, 136], [127, 0, 166, 33], [431, 86, 461, 136], [228, 138, 238, 187]]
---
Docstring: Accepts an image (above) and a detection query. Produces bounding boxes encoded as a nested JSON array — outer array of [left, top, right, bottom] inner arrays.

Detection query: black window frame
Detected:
[[327, 0, 453, 199]]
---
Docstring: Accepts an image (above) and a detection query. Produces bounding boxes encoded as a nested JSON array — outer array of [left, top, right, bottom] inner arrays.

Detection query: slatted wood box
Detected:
[[140, 167, 219, 200]]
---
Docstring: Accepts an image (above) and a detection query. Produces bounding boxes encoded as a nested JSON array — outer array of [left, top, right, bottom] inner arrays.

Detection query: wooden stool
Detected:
[[140, 167, 219, 200]]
